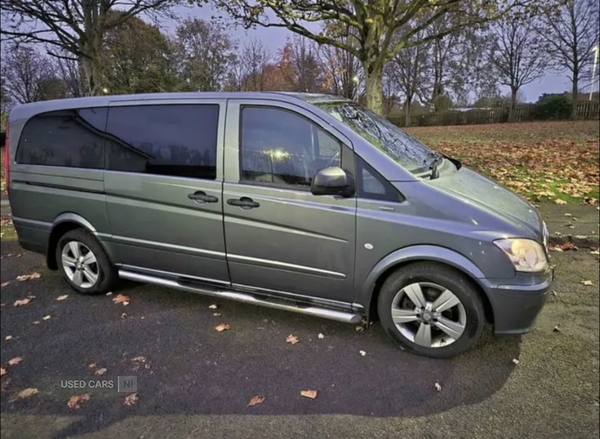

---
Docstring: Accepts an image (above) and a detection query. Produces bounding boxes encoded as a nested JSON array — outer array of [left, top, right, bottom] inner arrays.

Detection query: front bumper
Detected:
[[483, 267, 554, 335]]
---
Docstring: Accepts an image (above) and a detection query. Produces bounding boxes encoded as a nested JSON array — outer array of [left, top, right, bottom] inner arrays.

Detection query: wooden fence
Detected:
[[389, 100, 600, 127]]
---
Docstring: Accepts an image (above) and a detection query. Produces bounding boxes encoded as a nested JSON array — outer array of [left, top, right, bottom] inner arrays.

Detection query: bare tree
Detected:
[[239, 38, 272, 91], [488, 17, 548, 120], [53, 50, 87, 98], [388, 30, 431, 125], [0, 0, 181, 96], [538, 0, 600, 117], [318, 23, 362, 100], [282, 35, 324, 93], [1, 44, 51, 104]]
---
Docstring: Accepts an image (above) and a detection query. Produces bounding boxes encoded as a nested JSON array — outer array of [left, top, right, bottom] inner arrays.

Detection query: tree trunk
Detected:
[[81, 55, 104, 96], [509, 87, 518, 122], [571, 74, 578, 120], [404, 97, 412, 127], [363, 63, 383, 115]]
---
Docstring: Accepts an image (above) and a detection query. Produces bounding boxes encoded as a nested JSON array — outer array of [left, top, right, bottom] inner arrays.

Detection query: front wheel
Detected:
[[377, 262, 486, 358], [56, 229, 117, 295]]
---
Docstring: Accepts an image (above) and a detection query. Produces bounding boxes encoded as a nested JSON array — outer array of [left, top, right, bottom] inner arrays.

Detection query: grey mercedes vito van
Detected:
[[4, 92, 553, 358]]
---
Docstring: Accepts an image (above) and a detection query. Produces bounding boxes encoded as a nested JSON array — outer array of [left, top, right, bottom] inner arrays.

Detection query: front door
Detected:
[[222, 100, 356, 305], [103, 100, 229, 285]]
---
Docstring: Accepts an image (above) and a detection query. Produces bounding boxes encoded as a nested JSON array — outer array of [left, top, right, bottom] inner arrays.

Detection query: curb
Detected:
[[549, 235, 599, 248]]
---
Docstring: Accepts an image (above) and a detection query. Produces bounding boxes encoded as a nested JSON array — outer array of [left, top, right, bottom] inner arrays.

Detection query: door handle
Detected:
[[188, 191, 218, 203], [227, 197, 260, 209]]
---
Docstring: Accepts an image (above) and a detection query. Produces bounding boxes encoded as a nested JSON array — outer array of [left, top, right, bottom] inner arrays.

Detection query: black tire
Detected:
[[55, 228, 117, 295], [377, 262, 485, 359]]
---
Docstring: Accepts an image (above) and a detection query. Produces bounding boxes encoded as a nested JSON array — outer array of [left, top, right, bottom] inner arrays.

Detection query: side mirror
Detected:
[[311, 167, 354, 197]]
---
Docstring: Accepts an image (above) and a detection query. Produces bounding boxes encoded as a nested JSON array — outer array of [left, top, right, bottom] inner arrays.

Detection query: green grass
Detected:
[[1, 224, 17, 241]]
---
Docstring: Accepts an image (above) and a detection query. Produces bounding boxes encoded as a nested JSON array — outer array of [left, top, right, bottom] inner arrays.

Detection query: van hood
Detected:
[[428, 166, 543, 239]]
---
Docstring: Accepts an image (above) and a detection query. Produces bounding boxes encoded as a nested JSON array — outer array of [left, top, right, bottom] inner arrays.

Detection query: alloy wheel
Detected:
[[61, 240, 100, 289]]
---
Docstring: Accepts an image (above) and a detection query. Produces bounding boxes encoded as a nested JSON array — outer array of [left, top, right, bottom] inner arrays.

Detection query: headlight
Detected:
[[493, 238, 549, 272]]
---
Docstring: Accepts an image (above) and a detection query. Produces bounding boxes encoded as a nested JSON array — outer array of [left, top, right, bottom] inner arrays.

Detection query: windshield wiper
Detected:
[[428, 154, 443, 180]]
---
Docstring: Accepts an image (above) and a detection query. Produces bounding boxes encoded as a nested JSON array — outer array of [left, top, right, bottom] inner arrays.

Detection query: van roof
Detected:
[[9, 91, 351, 120]]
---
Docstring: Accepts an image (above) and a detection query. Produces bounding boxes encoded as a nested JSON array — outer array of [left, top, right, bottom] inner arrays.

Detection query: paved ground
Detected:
[[1, 235, 599, 439], [536, 203, 599, 247]]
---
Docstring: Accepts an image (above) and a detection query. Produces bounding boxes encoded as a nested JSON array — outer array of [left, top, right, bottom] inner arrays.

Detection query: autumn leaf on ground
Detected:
[[13, 296, 34, 306], [590, 250, 600, 255], [317, 333, 325, 339], [10, 388, 38, 401], [0, 368, 6, 376], [359, 350, 367, 356], [208, 304, 218, 310], [124, 393, 139, 406], [300, 390, 318, 399], [112, 294, 130, 305], [247, 395, 266, 407], [286, 334, 300, 344], [561, 242, 576, 251], [581, 280, 594, 286], [1, 282, 9, 288], [5, 335, 13, 340], [8, 357, 23, 366], [42, 315, 51, 321], [512, 358, 520, 365], [1, 377, 12, 392], [55, 295, 69, 301], [67, 393, 90, 409], [554, 199, 567, 205], [213, 312, 221, 317], [131, 356, 151, 371], [215, 323, 230, 332], [94, 368, 107, 376], [16, 272, 41, 282], [435, 382, 442, 392]]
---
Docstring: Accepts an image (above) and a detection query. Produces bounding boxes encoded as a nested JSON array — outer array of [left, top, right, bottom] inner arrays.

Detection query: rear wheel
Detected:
[[56, 229, 117, 295], [377, 262, 485, 358]]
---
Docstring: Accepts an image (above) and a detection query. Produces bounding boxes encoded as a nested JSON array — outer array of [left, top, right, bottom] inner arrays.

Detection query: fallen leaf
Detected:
[[95, 368, 107, 376], [0, 368, 6, 376], [554, 199, 567, 205], [286, 334, 300, 344], [124, 393, 139, 406], [561, 242, 575, 251], [317, 333, 325, 339], [11, 388, 38, 401], [300, 389, 318, 399], [590, 250, 600, 255], [88, 363, 97, 369], [247, 395, 266, 407], [512, 358, 520, 365], [42, 315, 51, 321], [553, 325, 561, 333], [434, 382, 442, 392], [564, 213, 572, 217], [355, 325, 365, 333], [106, 292, 113, 296], [215, 323, 230, 332], [67, 393, 90, 409], [16, 272, 41, 282], [32, 321, 41, 325], [8, 357, 23, 366], [5, 335, 13, 340], [1, 282, 9, 288], [13, 297, 34, 306], [581, 280, 594, 286], [359, 350, 367, 356], [112, 294, 130, 305], [213, 312, 221, 317], [0, 377, 12, 392], [208, 304, 218, 310], [55, 295, 69, 301]]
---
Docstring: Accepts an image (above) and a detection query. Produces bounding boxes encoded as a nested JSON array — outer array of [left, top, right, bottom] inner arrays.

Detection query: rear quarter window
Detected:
[[105, 104, 219, 180], [16, 108, 107, 169]]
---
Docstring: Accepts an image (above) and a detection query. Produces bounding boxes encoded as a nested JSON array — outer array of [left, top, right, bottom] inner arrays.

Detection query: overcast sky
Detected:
[[171, 3, 577, 103]]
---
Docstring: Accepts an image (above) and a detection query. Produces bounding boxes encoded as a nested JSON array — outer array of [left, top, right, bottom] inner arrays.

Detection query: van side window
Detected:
[[16, 108, 107, 169], [357, 156, 404, 202], [105, 104, 218, 179], [240, 106, 341, 187]]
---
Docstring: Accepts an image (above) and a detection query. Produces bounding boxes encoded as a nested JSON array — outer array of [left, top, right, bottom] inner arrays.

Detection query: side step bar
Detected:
[[118, 270, 363, 325]]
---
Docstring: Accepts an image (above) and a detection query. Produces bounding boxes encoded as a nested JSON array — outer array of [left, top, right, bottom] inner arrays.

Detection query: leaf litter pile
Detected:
[[405, 121, 599, 203]]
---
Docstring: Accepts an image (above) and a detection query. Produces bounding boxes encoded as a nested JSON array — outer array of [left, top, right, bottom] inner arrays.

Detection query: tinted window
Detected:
[[105, 104, 218, 179], [240, 106, 341, 187], [16, 108, 107, 169], [357, 156, 403, 202]]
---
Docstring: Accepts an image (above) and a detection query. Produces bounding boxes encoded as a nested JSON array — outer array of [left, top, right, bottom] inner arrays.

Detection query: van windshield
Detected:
[[315, 101, 440, 173]]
